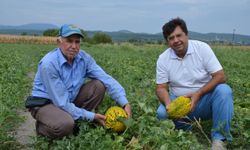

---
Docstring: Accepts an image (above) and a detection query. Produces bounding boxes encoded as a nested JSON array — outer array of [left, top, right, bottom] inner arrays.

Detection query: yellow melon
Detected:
[[105, 106, 128, 132]]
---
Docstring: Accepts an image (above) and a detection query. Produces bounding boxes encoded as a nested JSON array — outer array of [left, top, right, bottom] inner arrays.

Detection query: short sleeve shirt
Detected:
[[156, 40, 222, 96]]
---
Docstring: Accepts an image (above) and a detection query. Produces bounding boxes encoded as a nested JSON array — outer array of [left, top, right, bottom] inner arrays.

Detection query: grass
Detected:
[[0, 42, 249, 149]]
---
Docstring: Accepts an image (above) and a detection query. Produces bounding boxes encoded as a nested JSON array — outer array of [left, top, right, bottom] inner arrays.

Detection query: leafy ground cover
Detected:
[[0, 43, 249, 149]]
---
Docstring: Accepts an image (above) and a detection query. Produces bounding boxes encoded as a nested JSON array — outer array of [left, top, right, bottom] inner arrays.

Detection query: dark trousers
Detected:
[[29, 80, 105, 139]]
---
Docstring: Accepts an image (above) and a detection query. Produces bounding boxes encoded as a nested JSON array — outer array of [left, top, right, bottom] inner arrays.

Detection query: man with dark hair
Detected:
[[26, 24, 132, 139], [156, 17, 233, 150]]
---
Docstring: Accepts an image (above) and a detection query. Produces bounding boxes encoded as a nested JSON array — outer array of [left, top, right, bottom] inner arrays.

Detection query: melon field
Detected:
[[0, 42, 249, 150]]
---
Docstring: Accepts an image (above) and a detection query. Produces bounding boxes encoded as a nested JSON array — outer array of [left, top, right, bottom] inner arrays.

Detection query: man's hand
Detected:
[[123, 103, 132, 117], [185, 70, 225, 112], [94, 113, 106, 126], [165, 100, 171, 111], [186, 91, 202, 112], [156, 83, 172, 112]]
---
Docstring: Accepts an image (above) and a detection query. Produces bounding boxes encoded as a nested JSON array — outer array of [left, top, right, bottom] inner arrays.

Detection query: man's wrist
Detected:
[[83, 110, 95, 121], [196, 90, 203, 97], [165, 100, 171, 106], [123, 103, 129, 108], [117, 96, 128, 107]]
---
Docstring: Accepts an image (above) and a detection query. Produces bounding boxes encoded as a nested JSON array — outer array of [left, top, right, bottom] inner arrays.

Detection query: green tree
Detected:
[[21, 32, 27, 36], [80, 29, 88, 38], [43, 29, 59, 37], [80, 29, 92, 43], [92, 32, 112, 44], [43, 28, 91, 42]]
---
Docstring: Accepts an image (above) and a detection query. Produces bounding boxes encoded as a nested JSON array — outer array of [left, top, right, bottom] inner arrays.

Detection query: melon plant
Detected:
[[167, 96, 191, 119], [105, 106, 128, 132]]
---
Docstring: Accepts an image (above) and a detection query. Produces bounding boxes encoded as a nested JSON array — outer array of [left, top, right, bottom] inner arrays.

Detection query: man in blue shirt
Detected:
[[26, 24, 132, 139]]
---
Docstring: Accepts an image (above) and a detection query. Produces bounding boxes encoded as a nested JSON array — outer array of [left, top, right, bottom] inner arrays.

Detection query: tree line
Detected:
[[43, 29, 112, 44]]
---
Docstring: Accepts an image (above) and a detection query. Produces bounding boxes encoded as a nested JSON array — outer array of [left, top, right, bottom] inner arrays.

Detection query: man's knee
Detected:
[[34, 101, 76, 139], [213, 84, 233, 108], [92, 80, 106, 93], [55, 119, 75, 138], [37, 117, 75, 139], [215, 84, 233, 97]]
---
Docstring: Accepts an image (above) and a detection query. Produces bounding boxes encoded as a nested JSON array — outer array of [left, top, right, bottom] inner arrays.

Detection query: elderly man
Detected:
[[155, 18, 233, 150], [26, 24, 132, 139]]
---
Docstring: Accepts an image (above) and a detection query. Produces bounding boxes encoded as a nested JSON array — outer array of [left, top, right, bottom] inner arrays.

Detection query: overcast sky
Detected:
[[1, 0, 250, 35]]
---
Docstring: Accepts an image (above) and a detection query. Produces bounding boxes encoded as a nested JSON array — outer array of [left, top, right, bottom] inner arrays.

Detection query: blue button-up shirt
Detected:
[[32, 48, 128, 121]]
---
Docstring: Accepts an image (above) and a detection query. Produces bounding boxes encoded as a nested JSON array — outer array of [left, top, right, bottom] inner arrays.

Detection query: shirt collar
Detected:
[[170, 40, 193, 59], [57, 48, 82, 66]]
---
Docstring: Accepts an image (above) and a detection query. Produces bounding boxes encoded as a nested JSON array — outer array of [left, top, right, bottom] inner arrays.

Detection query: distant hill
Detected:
[[0, 23, 58, 30], [0, 23, 249, 45], [87, 30, 250, 45], [0, 23, 58, 36], [86, 30, 163, 42], [188, 31, 250, 45]]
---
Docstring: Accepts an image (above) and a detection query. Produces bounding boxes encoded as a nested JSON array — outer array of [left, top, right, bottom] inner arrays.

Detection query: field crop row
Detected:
[[0, 34, 57, 44], [0, 43, 249, 149]]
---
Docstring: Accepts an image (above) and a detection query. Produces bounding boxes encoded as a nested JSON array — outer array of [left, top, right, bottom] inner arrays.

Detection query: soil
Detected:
[[15, 109, 36, 148], [14, 71, 36, 149]]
